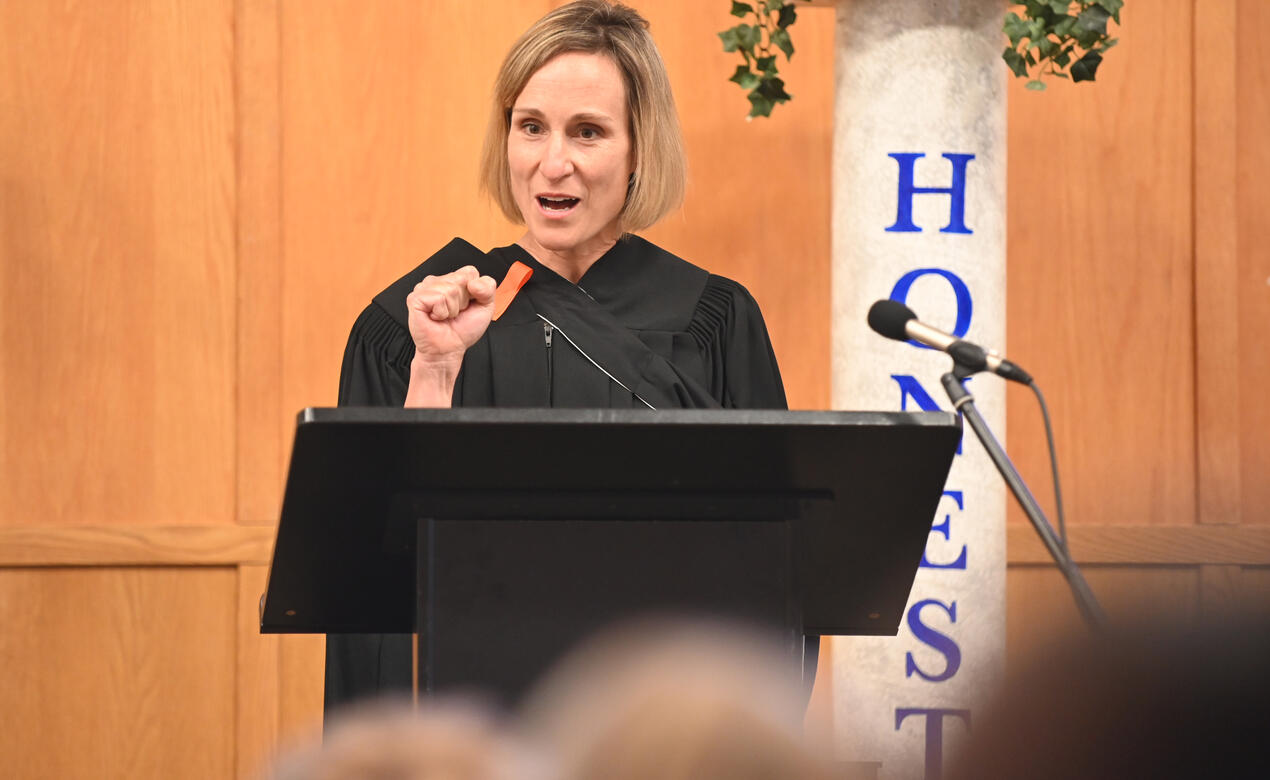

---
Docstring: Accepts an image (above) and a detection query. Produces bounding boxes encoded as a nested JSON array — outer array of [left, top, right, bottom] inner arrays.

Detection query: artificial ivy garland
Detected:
[[720, 0, 1124, 118]]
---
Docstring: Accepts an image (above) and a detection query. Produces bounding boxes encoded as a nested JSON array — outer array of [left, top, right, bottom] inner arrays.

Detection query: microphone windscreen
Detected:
[[867, 299, 917, 341]]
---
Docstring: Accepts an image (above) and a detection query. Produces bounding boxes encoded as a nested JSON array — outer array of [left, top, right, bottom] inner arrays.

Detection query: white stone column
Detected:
[[829, 2, 1007, 779]]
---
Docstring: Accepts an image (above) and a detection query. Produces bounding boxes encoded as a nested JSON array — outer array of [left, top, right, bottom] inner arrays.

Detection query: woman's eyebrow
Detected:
[[510, 107, 614, 124], [571, 112, 615, 124]]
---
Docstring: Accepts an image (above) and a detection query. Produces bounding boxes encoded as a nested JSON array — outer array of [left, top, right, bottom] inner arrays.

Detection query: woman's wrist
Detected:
[[405, 352, 462, 408]]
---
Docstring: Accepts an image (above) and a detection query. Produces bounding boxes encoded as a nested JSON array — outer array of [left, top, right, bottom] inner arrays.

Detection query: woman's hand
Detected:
[[404, 266, 497, 407]]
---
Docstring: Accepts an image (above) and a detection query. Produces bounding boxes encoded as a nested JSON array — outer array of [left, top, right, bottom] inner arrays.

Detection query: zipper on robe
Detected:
[[543, 321, 554, 404], [534, 313, 656, 410]]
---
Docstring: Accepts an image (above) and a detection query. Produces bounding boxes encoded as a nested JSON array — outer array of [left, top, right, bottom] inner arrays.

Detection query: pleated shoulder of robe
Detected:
[[325, 234, 788, 712]]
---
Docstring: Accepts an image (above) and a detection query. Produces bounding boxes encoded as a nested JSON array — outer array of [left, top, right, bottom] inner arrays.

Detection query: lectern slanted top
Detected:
[[261, 408, 959, 699]]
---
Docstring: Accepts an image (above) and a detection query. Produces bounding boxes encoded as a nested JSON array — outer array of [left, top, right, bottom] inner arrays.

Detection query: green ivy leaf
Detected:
[[1096, 0, 1124, 23], [729, 64, 761, 89], [1070, 49, 1103, 82], [756, 55, 778, 74], [730, 1, 753, 18], [1026, 79, 1047, 91], [757, 75, 791, 102], [1047, 0, 1067, 13], [765, 0, 784, 11], [771, 27, 794, 59], [1052, 15, 1078, 38], [1004, 12, 1029, 47], [777, 3, 797, 29], [747, 91, 774, 118], [1075, 28, 1102, 49], [739, 23, 763, 50], [718, 27, 741, 53], [1002, 47, 1029, 78], [1076, 5, 1111, 36]]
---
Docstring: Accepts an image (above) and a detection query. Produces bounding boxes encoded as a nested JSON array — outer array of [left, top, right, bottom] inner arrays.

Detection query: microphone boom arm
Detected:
[[940, 365, 1108, 631]]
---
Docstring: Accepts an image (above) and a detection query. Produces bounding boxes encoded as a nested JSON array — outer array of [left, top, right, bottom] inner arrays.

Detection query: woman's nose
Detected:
[[539, 133, 574, 179]]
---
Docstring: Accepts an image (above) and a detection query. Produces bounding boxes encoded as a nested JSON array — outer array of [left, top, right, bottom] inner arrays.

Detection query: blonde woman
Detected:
[[327, 0, 795, 711]]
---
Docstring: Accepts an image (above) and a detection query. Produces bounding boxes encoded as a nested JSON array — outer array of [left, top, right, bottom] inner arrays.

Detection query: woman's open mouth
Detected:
[[537, 195, 580, 215]]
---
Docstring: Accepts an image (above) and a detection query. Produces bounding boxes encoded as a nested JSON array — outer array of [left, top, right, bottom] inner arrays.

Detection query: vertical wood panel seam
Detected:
[[272, 0, 284, 512], [1190, 0, 1202, 526], [234, 0, 243, 533], [236, 564, 282, 778], [235, 0, 284, 530], [234, 0, 285, 774], [234, 561, 244, 777], [1192, 0, 1242, 525], [233, 7, 243, 775], [272, 0, 286, 759], [273, 0, 287, 504]]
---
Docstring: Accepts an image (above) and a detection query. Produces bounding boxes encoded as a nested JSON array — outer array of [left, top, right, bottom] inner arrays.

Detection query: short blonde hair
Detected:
[[479, 0, 686, 233]]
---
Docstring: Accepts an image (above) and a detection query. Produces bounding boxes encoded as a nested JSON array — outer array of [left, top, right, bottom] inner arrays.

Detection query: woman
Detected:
[[327, 0, 795, 711]]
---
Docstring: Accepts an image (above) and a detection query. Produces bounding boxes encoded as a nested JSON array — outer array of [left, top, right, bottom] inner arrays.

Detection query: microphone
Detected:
[[867, 299, 1033, 384]]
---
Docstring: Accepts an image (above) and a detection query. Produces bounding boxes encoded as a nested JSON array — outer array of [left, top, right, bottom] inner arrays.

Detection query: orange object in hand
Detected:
[[491, 261, 533, 322]]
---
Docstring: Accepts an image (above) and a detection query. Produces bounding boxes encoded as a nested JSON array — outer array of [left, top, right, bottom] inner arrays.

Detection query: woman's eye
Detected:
[[579, 126, 600, 140], [522, 122, 542, 135]]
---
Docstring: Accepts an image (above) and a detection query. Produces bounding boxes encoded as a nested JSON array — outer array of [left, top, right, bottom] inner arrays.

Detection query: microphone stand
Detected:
[[940, 362, 1108, 631]]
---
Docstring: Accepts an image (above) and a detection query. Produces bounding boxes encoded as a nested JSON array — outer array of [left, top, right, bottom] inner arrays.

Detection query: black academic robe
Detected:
[[325, 234, 790, 711]]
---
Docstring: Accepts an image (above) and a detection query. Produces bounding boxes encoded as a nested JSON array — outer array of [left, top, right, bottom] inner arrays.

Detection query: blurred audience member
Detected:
[[270, 698, 539, 780], [948, 615, 1270, 780], [519, 617, 835, 780]]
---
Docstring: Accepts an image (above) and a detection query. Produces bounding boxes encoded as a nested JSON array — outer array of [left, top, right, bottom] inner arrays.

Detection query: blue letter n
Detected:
[[885, 152, 975, 235]]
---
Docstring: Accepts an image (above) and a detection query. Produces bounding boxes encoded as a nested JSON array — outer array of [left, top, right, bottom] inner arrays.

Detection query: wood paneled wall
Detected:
[[1, 0, 237, 527], [1006, 0, 1197, 528], [1, 1, 1265, 777], [1002, 0, 1270, 668]]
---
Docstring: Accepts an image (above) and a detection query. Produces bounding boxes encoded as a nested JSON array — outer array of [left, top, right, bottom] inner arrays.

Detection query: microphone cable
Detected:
[[1027, 379, 1068, 556]]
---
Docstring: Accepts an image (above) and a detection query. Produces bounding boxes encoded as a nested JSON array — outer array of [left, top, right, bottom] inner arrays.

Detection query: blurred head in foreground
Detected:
[[271, 698, 535, 780], [949, 615, 1270, 780], [519, 617, 834, 780]]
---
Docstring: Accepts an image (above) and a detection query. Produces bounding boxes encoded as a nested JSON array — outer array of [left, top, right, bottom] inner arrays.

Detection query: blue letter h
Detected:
[[885, 152, 974, 234]]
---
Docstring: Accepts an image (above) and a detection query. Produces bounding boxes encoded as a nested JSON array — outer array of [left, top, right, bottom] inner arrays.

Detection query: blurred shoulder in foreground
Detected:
[[949, 612, 1270, 780]]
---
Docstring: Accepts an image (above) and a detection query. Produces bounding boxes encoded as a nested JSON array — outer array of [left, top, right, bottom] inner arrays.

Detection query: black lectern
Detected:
[[261, 408, 959, 701]]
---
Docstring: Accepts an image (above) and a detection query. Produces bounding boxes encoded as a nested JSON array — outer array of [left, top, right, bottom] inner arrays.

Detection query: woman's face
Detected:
[[508, 52, 634, 259]]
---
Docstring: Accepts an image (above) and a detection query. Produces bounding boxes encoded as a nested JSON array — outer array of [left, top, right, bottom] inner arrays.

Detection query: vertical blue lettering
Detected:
[[905, 599, 961, 683], [885, 152, 975, 234], [894, 707, 972, 780], [921, 491, 967, 570]]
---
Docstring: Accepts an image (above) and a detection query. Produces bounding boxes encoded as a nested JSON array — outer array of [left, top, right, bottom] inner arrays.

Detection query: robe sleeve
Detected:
[[325, 302, 416, 715], [336, 303, 414, 406], [689, 275, 788, 410]]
